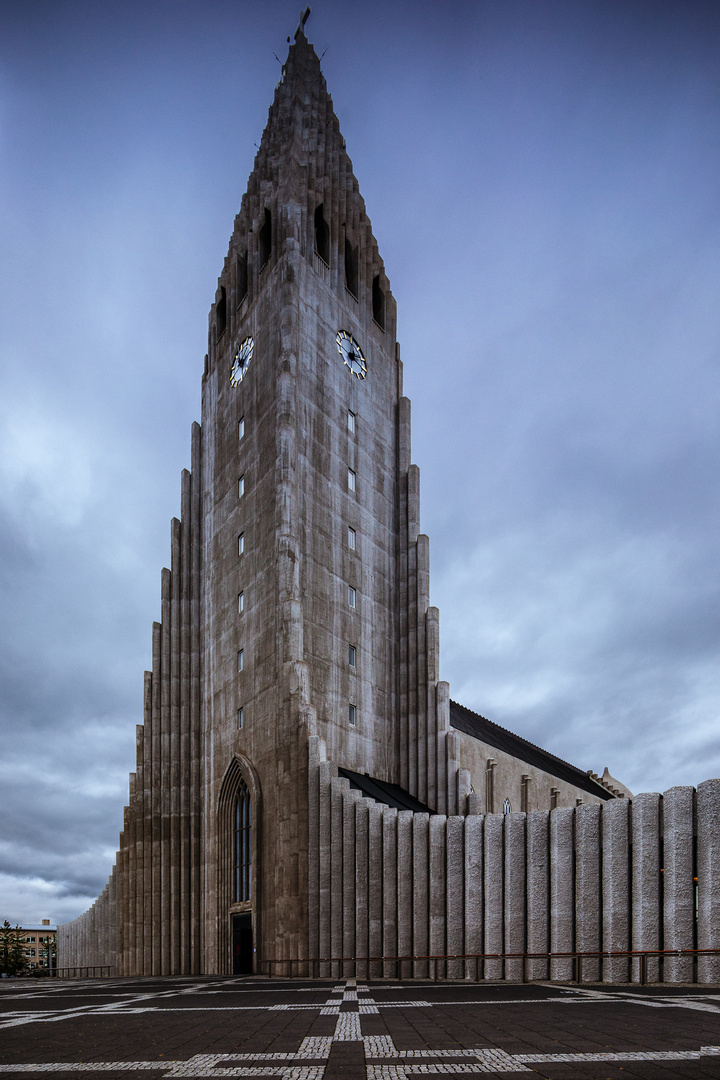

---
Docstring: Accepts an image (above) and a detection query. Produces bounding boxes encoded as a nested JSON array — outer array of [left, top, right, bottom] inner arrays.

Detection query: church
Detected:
[[58, 22, 720, 984]]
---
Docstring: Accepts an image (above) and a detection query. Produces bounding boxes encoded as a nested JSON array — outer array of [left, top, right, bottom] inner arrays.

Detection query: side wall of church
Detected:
[[305, 737, 720, 984], [455, 731, 608, 815], [55, 867, 117, 975]]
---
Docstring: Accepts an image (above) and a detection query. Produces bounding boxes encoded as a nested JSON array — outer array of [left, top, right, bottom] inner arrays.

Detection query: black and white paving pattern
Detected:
[[1, 977, 720, 1078]]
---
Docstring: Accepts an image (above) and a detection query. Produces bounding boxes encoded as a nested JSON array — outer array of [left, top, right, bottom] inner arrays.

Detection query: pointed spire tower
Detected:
[[199, 24, 458, 971], [58, 24, 461, 979]]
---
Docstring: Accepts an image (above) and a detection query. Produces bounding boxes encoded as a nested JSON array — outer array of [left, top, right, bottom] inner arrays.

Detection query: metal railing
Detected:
[[55, 966, 113, 979], [261, 948, 720, 985]]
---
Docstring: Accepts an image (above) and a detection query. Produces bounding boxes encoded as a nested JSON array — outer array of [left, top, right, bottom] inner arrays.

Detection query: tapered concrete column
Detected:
[[397, 810, 413, 978], [368, 803, 383, 979], [504, 814, 526, 981], [697, 779, 720, 982], [330, 775, 349, 977], [412, 813, 430, 978], [429, 815, 446, 976], [317, 761, 333, 973], [575, 804, 601, 982], [602, 798, 630, 983], [631, 792, 661, 983], [464, 814, 483, 980], [307, 738, 323, 966], [342, 788, 362, 976], [446, 816, 464, 980], [550, 807, 574, 981], [663, 786, 695, 982], [382, 808, 399, 978], [526, 811, 549, 981], [483, 813, 503, 980], [355, 798, 370, 980]]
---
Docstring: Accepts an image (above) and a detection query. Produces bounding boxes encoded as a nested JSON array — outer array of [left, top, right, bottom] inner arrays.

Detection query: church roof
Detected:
[[450, 700, 614, 800], [338, 768, 434, 814]]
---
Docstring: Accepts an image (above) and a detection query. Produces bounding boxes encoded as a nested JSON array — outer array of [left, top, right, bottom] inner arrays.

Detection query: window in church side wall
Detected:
[[238, 417, 245, 441], [348, 409, 356, 434], [503, 798, 511, 815], [348, 703, 357, 726], [314, 204, 330, 265], [238, 591, 244, 613], [345, 238, 358, 298], [348, 586, 356, 608], [216, 286, 227, 338], [234, 778, 252, 902], [348, 526, 356, 550], [237, 707, 244, 729], [237, 251, 248, 305], [485, 759, 496, 814], [348, 468, 356, 493], [521, 774, 531, 813], [238, 475, 245, 498], [348, 644, 356, 667], [238, 649, 244, 672], [372, 275, 385, 330], [238, 533, 245, 555], [259, 208, 272, 269]]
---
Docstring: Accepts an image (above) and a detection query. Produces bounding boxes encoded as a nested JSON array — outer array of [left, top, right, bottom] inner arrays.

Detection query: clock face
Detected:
[[336, 330, 367, 379], [230, 337, 254, 385]]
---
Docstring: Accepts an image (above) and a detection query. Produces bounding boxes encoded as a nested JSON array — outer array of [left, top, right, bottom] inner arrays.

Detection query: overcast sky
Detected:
[[1, 0, 719, 926]]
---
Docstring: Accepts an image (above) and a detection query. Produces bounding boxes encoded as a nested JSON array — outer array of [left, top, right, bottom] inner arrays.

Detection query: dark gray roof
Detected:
[[338, 768, 434, 814], [450, 700, 613, 801]]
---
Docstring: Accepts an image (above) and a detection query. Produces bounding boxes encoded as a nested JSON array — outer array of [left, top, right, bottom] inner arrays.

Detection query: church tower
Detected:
[[60, 23, 677, 987], [199, 26, 457, 972]]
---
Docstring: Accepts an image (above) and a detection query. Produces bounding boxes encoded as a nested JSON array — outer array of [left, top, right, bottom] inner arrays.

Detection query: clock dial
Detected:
[[336, 330, 367, 379], [230, 336, 254, 385]]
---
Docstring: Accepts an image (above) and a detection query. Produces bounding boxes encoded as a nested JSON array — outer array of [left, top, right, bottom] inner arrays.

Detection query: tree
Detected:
[[39, 935, 56, 973], [0, 920, 26, 976]]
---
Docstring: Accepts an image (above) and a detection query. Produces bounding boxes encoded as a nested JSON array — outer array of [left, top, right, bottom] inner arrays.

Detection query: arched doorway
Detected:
[[218, 755, 261, 974]]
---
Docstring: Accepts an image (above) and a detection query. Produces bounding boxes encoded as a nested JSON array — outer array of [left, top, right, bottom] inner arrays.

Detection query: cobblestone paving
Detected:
[[1, 977, 720, 1079]]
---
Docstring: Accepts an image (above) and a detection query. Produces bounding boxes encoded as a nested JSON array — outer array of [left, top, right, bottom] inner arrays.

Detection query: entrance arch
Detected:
[[218, 754, 261, 974]]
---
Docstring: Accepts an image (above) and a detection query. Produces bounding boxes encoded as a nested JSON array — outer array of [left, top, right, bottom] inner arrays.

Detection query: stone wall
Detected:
[[306, 737, 720, 983]]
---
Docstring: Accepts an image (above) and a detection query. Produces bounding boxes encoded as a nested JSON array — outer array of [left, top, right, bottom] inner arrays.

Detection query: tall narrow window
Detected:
[[216, 286, 227, 338], [238, 475, 245, 498], [238, 533, 245, 555], [237, 251, 248, 304], [233, 778, 252, 902], [348, 644, 356, 667], [238, 591, 244, 613], [237, 706, 244, 729], [503, 798, 512, 815], [344, 237, 358, 297], [237, 649, 244, 672], [348, 703, 357, 726], [348, 526, 356, 550], [372, 275, 385, 329], [348, 468, 356, 492], [259, 208, 272, 269], [348, 586, 356, 608], [238, 416, 245, 441], [485, 759, 496, 814], [314, 203, 329, 264], [521, 774, 531, 813], [348, 409, 356, 434]]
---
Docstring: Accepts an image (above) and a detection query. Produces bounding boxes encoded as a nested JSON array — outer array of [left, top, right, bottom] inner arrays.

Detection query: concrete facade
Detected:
[[57, 30, 720, 981]]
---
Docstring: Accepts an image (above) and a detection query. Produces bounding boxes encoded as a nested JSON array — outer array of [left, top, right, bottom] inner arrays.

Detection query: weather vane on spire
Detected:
[[294, 6, 311, 39]]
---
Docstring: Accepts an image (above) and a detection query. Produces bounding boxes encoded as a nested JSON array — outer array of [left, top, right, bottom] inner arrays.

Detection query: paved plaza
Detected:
[[1, 976, 720, 1079]]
